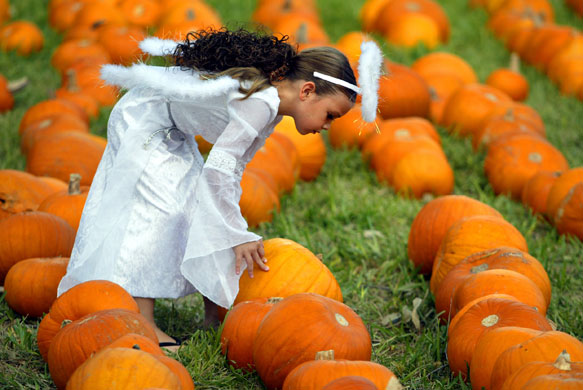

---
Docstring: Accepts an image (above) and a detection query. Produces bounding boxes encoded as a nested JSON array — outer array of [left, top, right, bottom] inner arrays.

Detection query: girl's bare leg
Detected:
[[203, 296, 220, 329], [135, 297, 180, 352]]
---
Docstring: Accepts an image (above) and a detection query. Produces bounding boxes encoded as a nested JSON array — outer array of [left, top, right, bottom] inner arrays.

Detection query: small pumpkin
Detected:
[[546, 167, 583, 222], [0, 20, 44, 56], [553, 182, 583, 241], [19, 98, 89, 135], [239, 169, 280, 227], [522, 170, 562, 216], [20, 114, 90, 156], [103, 332, 164, 356], [0, 169, 58, 220], [411, 51, 477, 84], [38, 173, 89, 232], [0, 74, 15, 112], [485, 53, 529, 101], [328, 104, 379, 150], [253, 293, 372, 390]]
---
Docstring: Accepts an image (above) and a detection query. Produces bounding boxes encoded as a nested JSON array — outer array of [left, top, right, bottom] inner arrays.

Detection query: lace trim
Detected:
[[206, 150, 245, 179]]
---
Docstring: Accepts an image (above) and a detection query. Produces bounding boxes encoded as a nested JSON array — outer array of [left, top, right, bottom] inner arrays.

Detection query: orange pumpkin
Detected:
[[0, 21, 44, 56], [322, 375, 380, 390], [220, 297, 281, 372], [470, 326, 543, 390], [117, 0, 162, 29], [446, 296, 552, 379], [234, 238, 342, 306], [501, 351, 583, 390], [335, 31, 374, 66], [283, 350, 400, 390], [272, 16, 329, 46], [4, 257, 69, 317], [484, 132, 569, 200], [0, 211, 75, 284], [269, 131, 301, 179], [61, 63, 120, 107], [424, 71, 465, 125], [522, 170, 562, 216], [253, 293, 371, 390], [38, 173, 89, 232], [0, 169, 59, 220], [274, 116, 326, 181], [554, 182, 583, 241], [51, 39, 112, 73], [20, 114, 90, 156], [19, 98, 89, 134], [65, 347, 181, 390], [0, 0, 10, 24], [96, 24, 146, 65], [485, 53, 529, 101], [407, 195, 502, 275], [37, 280, 139, 361], [152, 355, 196, 390], [26, 131, 106, 186], [0, 74, 14, 112], [490, 331, 583, 390], [430, 215, 528, 293], [247, 136, 295, 194], [384, 13, 440, 49], [328, 104, 379, 150], [546, 167, 583, 222], [103, 332, 164, 356], [54, 86, 100, 120], [72, 1, 127, 29], [411, 52, 478, 84], [239, 169, 280, 228], [521, 373, 583, 389], [48, 308, 158, 389], [435, 246, 551, 323], [252, 0, 319, 30]]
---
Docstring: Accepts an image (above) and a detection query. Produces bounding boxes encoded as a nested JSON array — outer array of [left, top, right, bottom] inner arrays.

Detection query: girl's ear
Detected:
[[299, 81, 316, 101]]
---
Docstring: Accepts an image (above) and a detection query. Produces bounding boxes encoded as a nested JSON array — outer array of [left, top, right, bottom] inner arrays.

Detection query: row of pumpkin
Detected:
[[407, 193, 583, 389]]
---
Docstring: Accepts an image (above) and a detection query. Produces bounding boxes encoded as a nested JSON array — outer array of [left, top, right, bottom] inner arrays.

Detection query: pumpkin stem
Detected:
[[553, 350, 572, 371], [503, 108, 515, 122], [509, 52, 521, 73], [132, 344, 141, 350], [68, 173, 82, 195], [65, 69, 81, 93], [470, 263, 489, 274], [61, 319, 73, 328], [7, 77, 28, 93], [481, 314, 499, 327], [387, 376, 404, 390], [296, 23, 308, 44], [315, 350, 335, 360], [267, 297, 283, 304]]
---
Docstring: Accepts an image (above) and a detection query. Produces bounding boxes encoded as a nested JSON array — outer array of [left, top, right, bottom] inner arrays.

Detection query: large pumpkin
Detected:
[[48, 308, 158, 389], [430, 215, 527, 293], [4, 257, 69, 318], [0, 211, 75, 284], [37, 280, 140, 361], [65, 347, 181, 390], [234, 238, 342, 306], [253, 293, 371, 390], [407, 195, 502, 275], [283, 350, 402, 390]]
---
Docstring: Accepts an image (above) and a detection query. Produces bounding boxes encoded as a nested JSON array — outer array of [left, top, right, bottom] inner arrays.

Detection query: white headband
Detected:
[[139, 37, 384, 123], [313, 40, 383, 123]]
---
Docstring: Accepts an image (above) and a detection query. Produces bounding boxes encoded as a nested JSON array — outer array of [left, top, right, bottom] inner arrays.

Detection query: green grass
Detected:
[[1, 0, 583, 389]]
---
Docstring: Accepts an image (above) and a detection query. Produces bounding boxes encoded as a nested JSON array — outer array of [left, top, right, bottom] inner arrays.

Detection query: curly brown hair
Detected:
[[172, 27, 357, 102]]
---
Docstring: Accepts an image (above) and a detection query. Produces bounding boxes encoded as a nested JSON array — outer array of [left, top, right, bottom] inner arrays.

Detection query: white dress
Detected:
[[57, 64, 283, 308]]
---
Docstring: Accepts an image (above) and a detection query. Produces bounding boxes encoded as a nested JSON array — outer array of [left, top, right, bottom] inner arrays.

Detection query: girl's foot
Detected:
[[155, 327, 182, 353]]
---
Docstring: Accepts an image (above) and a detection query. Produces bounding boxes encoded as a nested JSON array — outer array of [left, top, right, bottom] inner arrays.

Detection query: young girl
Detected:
[[57, 28, 381, 349]]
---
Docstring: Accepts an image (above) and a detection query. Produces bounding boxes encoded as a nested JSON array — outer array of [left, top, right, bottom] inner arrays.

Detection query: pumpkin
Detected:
[[96, 24, 146, 65], [274, 116, 326, 181], [322, 375, 380, 390], [65, 347, 181, 390], [470, 326, 543, 390], [424, 71, 465, 125], [479, 101, 546, 139], [390, 148, 454, 199], [435, 246, 551, 322], [328, 104, 379, 150], [0, 74, 14, 112], [553, 182, 583, 241], [360, 0, 391, 32], [335, 31, 374, 66], [38, 176, 68, 194], [253, 293, 371, 390], [0, 0, 9, 24], [269, 131, 301, 179], [0, 211, 75, 284], [252, 0, 319, 30], [501, 350, 583, 390], [430, 215, 527, 293], [48, 308, 158, 389], [38, 173, 89, 232], [272, 16, 330, 46], [220, 297, 282, 372], [48, 0, 84, 32], [61, 63, 120, 107], [441, 83, 512, 138], [37, 280, 139, 361], [384, 12, 440, 49], [522, 170, 562, 216], [484, 132, 569, 200], [407, 195, 502, 275], [247, 135, 296, 194], [117, 0, 162, 29], [19, 98, 89, 134], [495, 0, 554, 22], [547, 34, 583, 84], [51, 39, 112, 73], [54, 86, 100, 120], [20, 114, 90, 156], [0, 21, 44, 56], [446, 296, 552, 379], [522, 25, 576, 72], [521, 373, 583, 390], [159, 0, 222, 29], [0, 169, 58, 220], [546, 168, 583, 222], [373, 0, 450, 42], [490, 331, 583, 390], [566, 0, 583, 16], [377, 61, 431, 119], [485, 53, 529, 101], [246, 166, 280, 196], [72, 2, 127, 29], [26, 131, 106, 186], [411, 52, 477, 84], [283, 350, 401, 390], [4, 257, 69, 317], [103, 332, 164, 356], [239, 169, 280, 228], [234, 238, 342, 306], [153, 355, 196, 390]]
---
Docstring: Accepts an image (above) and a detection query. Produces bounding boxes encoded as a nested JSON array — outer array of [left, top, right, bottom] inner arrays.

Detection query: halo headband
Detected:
[[313, 71, 361, 94]]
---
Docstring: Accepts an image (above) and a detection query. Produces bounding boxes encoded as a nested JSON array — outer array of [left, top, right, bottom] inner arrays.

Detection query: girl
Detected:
[[57, 28, 381, 350]]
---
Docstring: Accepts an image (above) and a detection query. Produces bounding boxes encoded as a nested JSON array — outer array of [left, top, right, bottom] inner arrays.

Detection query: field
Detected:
[[1, 0, 582, 389]]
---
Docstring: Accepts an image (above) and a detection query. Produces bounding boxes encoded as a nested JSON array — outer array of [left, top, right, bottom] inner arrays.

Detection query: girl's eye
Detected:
[[327, 114, 334, 120]]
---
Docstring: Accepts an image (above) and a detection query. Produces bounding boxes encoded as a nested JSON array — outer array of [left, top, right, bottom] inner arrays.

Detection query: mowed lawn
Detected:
[[1, 0, 582, 389]]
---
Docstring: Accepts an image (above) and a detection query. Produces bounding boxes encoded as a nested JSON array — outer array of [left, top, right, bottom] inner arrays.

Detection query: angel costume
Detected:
[[57, 63, 283, 309]]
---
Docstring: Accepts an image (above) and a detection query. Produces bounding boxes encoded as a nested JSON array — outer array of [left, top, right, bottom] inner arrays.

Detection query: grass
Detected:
[[1, 0, 583, 389]]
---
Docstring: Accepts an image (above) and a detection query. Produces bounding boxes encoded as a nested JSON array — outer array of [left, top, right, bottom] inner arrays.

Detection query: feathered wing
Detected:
[[357, 40, 383, 123], [139, 37, 180, 57]]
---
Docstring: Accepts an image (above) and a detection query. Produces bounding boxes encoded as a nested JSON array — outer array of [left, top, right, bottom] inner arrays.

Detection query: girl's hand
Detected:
[[234, 240, 269, 278]]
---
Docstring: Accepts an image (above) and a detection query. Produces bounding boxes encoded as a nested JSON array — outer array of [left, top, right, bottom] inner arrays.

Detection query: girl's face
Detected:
[[291, 82, 354, 135]]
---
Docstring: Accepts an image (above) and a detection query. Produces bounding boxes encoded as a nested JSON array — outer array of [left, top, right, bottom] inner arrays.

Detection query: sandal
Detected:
[[159, 336, 182, 348]]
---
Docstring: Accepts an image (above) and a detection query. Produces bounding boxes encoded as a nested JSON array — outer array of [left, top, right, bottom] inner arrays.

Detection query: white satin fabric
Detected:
[[57, 73, 282, 309]]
